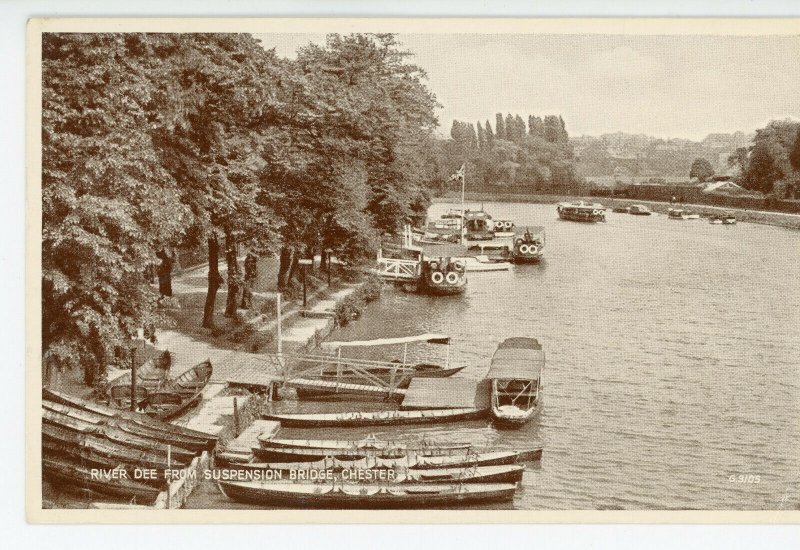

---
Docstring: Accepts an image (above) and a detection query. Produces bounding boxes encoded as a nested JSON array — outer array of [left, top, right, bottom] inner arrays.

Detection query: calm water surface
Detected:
[[195, 202, 800, 510]]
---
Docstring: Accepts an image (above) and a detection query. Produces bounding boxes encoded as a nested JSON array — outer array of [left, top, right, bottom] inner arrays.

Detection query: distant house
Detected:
[[701, 180, 758, 196]]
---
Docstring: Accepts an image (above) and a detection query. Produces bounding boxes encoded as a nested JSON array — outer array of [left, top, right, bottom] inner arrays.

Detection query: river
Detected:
[[192, 201, 800, 511]]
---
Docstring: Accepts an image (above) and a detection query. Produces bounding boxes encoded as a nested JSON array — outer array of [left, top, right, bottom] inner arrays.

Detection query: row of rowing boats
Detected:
[[41, 388, 216, 504]]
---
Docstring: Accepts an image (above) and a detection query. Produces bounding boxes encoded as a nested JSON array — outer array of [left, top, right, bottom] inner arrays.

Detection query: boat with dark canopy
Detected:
[[487, 337, 545, 429]]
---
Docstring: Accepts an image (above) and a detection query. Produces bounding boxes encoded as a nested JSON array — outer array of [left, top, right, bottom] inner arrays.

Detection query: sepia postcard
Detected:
[[26, 17, 800, 524]]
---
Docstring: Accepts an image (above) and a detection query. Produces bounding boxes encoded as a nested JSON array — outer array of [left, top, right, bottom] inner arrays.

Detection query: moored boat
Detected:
[[709, 213, 737, 225], [108, 360, 213, 421], [611, 206, 630, 213], [248, 448, 531, 468], [217, 480, 517, 508], [260, 407, 488, 428], [42, 388, 217, 446], [487, 337, 545, 429], [42, 408, 197, 463], [258, 436, 473, 453], [668, 208, 687, 220], [42, 423, 187, 471], [42, 457, 161, 504], [418, 255, 467, 295], [42, 400, 211, 453], [511, 226, 545, 263], [557, 201, 606, 222], [628, 204, 652, 216]]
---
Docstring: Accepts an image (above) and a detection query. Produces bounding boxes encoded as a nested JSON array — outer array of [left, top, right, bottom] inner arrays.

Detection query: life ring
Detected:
[[519, 244, 529, 254], [445, 272, 459, 284], [453, 260, 465, 272], [528, 245, 538, 254], [431, 272, 444, 284], [592, 209, 599, 215], [506, 221, 514, 229], [429, 261, 439, 270]]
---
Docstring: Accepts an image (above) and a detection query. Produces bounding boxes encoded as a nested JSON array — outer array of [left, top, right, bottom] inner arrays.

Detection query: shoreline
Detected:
[[432, 193, 800, 230]]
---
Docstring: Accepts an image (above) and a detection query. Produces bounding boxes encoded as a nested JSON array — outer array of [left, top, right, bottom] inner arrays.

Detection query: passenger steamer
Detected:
[[556, 201, 606, 223], [511, 226, 545, 263]]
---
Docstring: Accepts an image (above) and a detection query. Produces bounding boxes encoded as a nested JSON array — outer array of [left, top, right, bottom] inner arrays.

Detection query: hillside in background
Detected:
[[572, 131, 754, 180]]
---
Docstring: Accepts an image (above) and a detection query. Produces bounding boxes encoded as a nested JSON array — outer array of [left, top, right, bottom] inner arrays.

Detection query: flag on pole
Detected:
[[448, 164, 465, 183]]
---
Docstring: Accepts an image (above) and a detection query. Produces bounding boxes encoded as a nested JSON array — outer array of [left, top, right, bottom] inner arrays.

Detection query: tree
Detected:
[[689, 158, 715, 182], [790, 127, 800, 172], [476, 121, 486, 149], [744, 145, 782, 194], [485, 120, 494, 148], [42, 33, 191, 384], [495, 113, 506, 140]]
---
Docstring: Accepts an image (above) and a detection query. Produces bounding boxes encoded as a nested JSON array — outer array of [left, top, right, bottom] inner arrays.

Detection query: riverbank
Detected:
[[433, 193, 800, 230]]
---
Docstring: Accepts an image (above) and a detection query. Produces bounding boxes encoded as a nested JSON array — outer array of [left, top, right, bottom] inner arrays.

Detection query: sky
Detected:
[[257, 32, 800, 141]]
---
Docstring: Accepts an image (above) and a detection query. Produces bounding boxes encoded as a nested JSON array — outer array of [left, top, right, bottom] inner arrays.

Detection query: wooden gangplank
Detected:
[[401, 378, 491, 410]]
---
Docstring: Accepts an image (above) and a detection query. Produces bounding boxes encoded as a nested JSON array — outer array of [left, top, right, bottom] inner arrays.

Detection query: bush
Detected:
[[334, 276, 383, 327], [250, 331, 274, 353], [229, 324, 257, 343]]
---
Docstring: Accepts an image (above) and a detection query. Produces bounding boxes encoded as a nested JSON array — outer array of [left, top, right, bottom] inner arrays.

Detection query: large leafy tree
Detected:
[[689, 158, 715, 182], [144, 34, 284, 326], [42, 34, 191, 384], [272, 33, 439, 286]]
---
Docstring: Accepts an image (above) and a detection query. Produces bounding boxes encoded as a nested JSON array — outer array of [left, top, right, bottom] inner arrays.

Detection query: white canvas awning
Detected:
[[486, 337, 545, 380], [320, 333, 451, 350]]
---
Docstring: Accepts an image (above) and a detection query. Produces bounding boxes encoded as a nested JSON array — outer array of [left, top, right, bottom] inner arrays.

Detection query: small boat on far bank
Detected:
[[668, 208, 687, 220], [628, 204, 652, 216], [709, 213, 736, 225], [488, 337, 545, 429], [557, 201, 606, 223]]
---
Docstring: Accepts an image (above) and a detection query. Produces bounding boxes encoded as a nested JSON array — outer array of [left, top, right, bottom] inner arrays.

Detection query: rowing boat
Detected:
[[43, 400, 212, 453], [43, 457, 161, 504], [107, 360, 213, 421], [249, 444, 533, 465], [43, 388, 217, 445], [42, 423, 187, 471], [41, 439, 168, 487], [43, 408, 196, 463], [261, 407, 487, 428], [256, 436, 473, 454], [217, 480, 516, 508]]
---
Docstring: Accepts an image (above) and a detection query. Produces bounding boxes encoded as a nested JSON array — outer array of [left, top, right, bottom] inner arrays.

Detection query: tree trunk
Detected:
[[277, 246, 296, 289], [240, 253, 258, 309], [224, 234, 242, 317], [202, 233, 224, 328], [156, 249, 174, 297]]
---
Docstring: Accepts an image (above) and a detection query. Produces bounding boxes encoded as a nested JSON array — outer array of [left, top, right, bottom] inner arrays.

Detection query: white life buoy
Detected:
[[446, 272, 459, 284], [453, 260, 465, 272], [431, 271, 444, 284], [503, 221, 511, 229], [519, 244, 529, 254], [528, 245, 538, 254], [592, 209, 599, 215]]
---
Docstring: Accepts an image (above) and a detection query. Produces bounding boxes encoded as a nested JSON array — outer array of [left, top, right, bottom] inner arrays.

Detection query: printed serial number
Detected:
[[729, 474, 761, 483]]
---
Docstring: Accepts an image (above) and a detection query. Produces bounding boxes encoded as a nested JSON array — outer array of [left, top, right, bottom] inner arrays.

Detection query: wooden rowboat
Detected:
[[41, 440, 168, 487], [250, 444, 534, 465], [261, 407, 487, 428], [108, 360, 213, 421], [257, 436, 473, 454], [42, 423, 187, 471], [222, 461, 524, 484], [42, 457, 161, 504], [43, 388, 217, 446], [43, 408, 196, 463], [43, 400, 212, 453], [217, 480, 516, 508]]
